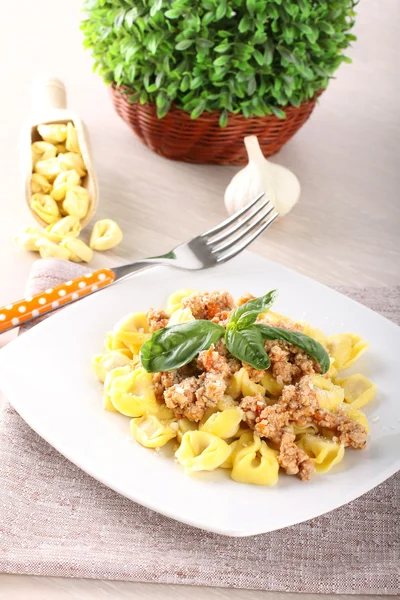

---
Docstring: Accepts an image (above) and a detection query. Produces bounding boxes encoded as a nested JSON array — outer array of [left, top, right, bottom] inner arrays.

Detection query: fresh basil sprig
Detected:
[[225, 324, 270, 370], [230, 290, 278, 328], [140, 320, 224, 373], [256, 324, 330, 374]]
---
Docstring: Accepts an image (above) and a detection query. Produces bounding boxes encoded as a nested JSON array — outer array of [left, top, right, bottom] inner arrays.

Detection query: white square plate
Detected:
[[0, 252, 399, 537]]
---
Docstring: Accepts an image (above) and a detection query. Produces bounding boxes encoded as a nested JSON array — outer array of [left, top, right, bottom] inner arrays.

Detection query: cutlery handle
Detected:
[[0, 268, 115, 334]]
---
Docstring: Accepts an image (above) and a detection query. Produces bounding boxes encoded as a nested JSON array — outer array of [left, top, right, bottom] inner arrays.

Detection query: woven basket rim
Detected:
[[112, 83, 321, 121]]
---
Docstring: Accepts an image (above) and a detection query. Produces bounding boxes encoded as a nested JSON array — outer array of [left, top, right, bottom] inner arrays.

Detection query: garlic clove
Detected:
[[224, 135, 300, 218]]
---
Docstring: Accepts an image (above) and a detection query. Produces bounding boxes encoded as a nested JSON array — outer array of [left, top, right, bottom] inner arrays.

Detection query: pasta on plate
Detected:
[[92, 289, 376, 486]]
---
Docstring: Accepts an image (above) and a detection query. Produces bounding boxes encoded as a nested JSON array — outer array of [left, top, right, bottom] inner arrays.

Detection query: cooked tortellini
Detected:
[[30, 193, 61, 224], [112, 312, 151, 354], [312, 375, 344, 411], [175, 431, 231, 472], [103, 365, 132, 412], [165, 289, 197, 314], [89, 219, 123, 251], [176, 418, 198, 443], [130, 415, 176, 449], [335, 374, 376, 409], [168, 307, 195, 325], [341, 405, 370, 433], [297, 434, 345, 474], [108, 367, 159, 417], [92, 350, 132, 383], [200, 408, 243, 439], [227, 367, 265, 399], [327, 333, 368, 370], [260, 370, 283, 397], [231, 433, 279, 486], [37, 123, 67, 144]]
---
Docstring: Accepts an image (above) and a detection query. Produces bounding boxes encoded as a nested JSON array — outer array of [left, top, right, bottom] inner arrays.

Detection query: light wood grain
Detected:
[[0, 0, 399, 598]]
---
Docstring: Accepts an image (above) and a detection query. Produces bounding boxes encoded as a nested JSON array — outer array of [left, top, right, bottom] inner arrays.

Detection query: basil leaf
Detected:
[[140, 320, 225, 373], [229, 290, 278, 328], [256, 324, 330, 374], [225, 324, 270, 370]]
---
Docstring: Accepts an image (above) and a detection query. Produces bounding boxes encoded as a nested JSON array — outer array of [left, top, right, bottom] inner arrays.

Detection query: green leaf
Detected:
[[213, 55, 230, 67], [125, 7, 138, 28], [256, 324, 330, 374], [164, 8, 181, 19], [219, 109, 228, 127], [247, 76, 257, 95], [175, 39, 194, 51], [114, 9, 125, 31], [270, 106, 286, 119], [215, 3, 226, 20], [238, 16, 252, 33], [140, 320, 225, 372], [225, 324, 270, 370], [190, 99, 206, 118], [230, 290, 278, 328]]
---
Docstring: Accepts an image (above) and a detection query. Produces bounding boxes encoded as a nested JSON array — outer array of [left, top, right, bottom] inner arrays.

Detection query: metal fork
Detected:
[[0, 193, 278, 334]]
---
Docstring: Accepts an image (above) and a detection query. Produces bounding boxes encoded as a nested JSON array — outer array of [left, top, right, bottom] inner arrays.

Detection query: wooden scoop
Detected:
[[21, 76, 98, 229]]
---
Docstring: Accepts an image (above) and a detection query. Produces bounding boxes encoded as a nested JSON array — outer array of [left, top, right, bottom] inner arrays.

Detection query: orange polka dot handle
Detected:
[[0, 268, 115, 334]]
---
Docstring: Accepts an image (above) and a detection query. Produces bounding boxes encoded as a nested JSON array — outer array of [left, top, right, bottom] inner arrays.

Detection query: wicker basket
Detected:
[[110, 85, 319, 165]]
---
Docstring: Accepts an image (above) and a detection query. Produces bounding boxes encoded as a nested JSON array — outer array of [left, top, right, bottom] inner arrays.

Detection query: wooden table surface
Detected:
[[0, 0, 398, 598]]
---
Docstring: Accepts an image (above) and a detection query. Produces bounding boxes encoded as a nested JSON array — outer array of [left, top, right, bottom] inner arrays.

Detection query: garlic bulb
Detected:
[[224, 136, 300, 217]]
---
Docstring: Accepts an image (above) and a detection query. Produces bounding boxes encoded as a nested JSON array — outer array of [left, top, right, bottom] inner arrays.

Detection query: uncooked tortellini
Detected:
[[31, 173, 53, 194], [66, 122, 81, 153], [58, 151, 86, 177], [37, 123, 67, 144], [50, 169, 81, 201], [62, 186, 90, 219], [35, 237, 70, 260], [59, 237, 93, 263], [31, 141, 57, 166], [34, 157, 61, 182], [45, 215, 81, 241], [30, 194, 61, 224], [90, 219, 123, 251]]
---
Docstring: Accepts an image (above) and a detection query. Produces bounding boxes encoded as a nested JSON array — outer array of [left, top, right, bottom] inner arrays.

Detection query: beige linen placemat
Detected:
[[0, 259, 399, 594]]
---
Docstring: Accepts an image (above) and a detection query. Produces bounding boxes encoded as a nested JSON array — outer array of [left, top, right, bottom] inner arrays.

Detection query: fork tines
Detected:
[[202, 193, 279, 263]]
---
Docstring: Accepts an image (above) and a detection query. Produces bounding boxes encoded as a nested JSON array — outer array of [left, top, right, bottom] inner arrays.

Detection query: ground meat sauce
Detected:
[[146, 290, 368, 480]]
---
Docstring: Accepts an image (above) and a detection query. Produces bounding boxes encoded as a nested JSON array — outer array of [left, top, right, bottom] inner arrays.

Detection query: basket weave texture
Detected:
[[110, 85, 319, 165]]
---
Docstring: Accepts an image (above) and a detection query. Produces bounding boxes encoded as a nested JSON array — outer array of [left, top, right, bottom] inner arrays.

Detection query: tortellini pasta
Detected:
[[34, 157, 62, 182], [112, 312, 151, 354], [89, 219, 123, 251], [66, 121, 81, 153], [14, 227, 44, 251], [341, 405, 369, 433], [312, 374, 344, 411], [31, 141, 57, 166], [176, 418, 198, 443], [175, 431, 231, 472], [30, 194, 61, 224], [50, 169, 81, 201], [335, 374, 376, 409], [130, 415, 176, 448], [231, 433, 279, 486], [227, 367, 265, 400], [103, 365, 132, 412], [168, 307, 195, 325], [37, 123, 67, 144], [108, 367, 159, 417], [199, 408, 243, 439], [297, 434, 345, 474], [58, 151, 87, 177], [165, 289, 197, 313], [260, 370, 284, 397], [45, 216, 81, 242], [31, 172, 53, 194], [59, 238, 93, 263], [327, 333, 369, 370], [35, 237, 70, 260], [62, 186, 90, 219], [92, 350, 132, 383]]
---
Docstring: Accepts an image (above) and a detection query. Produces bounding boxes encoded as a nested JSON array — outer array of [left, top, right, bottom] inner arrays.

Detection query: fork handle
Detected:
[[0, 268, 115, 334]]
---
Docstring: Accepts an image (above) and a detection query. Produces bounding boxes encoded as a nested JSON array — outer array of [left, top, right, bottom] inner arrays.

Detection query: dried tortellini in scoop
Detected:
[[90, 219, 123, 251]]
